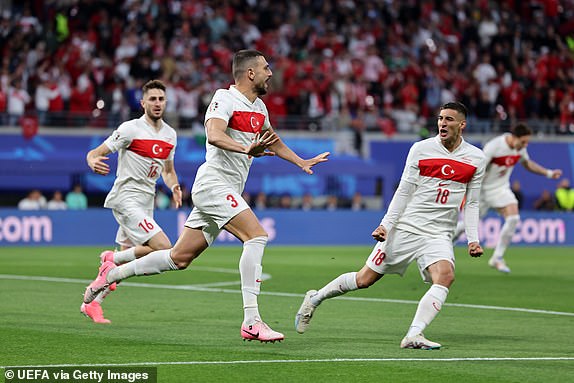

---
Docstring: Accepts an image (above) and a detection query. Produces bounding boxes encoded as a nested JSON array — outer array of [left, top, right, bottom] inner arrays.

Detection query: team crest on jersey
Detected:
[[440, 164, 456, 177], [492, 155, 521, 167], [208, 101, 219, 112], [229, 111, 265, 133], [419, 158, 476, 184]]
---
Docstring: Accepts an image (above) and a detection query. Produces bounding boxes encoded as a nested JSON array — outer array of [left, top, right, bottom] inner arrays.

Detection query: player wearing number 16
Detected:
[[83, 79, 182, 323], [295, 102, 486, 350], [83, 50, 329, 342]]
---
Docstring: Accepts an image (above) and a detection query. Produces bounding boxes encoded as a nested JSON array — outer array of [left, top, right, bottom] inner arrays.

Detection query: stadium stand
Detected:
[[0, 0, 573, 134], [0, 0, 573, 209]]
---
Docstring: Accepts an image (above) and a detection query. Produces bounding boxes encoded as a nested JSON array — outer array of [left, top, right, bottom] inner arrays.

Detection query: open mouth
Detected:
[[439, 128, 448, 137]]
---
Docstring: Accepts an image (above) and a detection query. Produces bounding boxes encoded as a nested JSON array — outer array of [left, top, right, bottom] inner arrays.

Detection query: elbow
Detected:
[[206, 136, 223, 148]]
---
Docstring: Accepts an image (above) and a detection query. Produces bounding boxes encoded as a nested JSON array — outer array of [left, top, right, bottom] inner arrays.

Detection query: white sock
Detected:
[[239, 236, 267, 325], [106, 249, 178, 283], [493, 215, 519, 259], [406, 284, 449, 337], [113, 247, 136, 264], [94, 286, 112, 304], [311, 272, 358, 306]]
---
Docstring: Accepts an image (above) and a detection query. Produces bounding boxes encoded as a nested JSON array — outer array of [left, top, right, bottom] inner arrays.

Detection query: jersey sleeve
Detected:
[[463, 186, 481, 243], [104, 122, 134, 153], [260, 101, 272, 132], [481, 139, 495, 164], [519, 147, 530, 163], [380, 179, 416, 232], [204, 89, 234, 124], [168, 134, 177, 161], [467, 152, 486, 190], [400, 142, 421, 184]]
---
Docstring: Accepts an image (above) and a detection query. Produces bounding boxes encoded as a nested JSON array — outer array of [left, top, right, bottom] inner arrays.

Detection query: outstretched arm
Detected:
[[86, 143, 112, 176], [267, 127, 330, 174], [522, 159, 562, 179]]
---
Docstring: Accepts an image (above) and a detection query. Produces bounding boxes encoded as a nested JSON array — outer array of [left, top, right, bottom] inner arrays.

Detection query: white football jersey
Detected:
[[394, 136, 486, 238], [481, 133, 529, 192], [103, 116, 177, 208], [195, 85, 271, 192]]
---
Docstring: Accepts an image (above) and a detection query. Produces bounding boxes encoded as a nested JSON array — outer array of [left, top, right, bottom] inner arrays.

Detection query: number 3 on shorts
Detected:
[[226, 194, 238, 208]]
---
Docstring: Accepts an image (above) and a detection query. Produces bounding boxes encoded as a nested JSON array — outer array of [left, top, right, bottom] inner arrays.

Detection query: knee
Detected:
[[356, 270, 379, 289], [170, 249, 197, 270], [434, 271, 455, 288]]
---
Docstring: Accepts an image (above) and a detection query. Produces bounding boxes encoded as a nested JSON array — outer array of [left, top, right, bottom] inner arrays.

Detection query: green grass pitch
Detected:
[[1, 245, 573, 382]]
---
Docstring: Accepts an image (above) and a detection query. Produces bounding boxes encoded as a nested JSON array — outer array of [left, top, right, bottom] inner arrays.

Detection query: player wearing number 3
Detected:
[[295, 102, 486, 350], [82, 50, 329, 342], [83, 79, 181, 323]]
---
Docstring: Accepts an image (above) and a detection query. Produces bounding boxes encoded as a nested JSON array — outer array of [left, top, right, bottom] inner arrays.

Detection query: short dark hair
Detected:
[[440, 101, 468, 118], [512, 123, 532, 137], [142, 79, 166, 94], [232, 49, 265, 80]]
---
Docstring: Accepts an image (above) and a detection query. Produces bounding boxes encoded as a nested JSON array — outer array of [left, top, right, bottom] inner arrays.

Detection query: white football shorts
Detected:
[[112, 200, 161, 247], [480, 186, 518, 213], [365, 228, 455, 283], [185, 182, 250, 245]]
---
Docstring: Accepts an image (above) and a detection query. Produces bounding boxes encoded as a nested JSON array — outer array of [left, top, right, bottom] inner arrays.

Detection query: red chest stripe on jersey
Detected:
[[128, 139, 174, 159], [419, 158, 477, 183], [229, 111, 265, 134], [491, 155, 521, 167]]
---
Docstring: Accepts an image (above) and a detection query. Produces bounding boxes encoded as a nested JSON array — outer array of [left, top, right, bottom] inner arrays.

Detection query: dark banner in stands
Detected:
[[2, 133, 573, 210], [0, 209, 571, 247]]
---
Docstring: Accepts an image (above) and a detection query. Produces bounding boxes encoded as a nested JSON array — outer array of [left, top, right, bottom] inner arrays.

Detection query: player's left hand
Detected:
[[468, 242, 483, 257], [247, 131, 279, 157], [301, 152, 330, 174]]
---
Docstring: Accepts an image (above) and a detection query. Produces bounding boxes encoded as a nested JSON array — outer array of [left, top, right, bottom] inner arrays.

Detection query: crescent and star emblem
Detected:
[[152, 144, 162, 155], [250, 116, 260, 129], [441, 164, 455, 177]]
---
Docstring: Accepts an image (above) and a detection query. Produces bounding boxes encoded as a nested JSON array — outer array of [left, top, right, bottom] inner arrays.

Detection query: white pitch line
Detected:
[[3, 357, 574, 369], [1, 274, 573, 317]]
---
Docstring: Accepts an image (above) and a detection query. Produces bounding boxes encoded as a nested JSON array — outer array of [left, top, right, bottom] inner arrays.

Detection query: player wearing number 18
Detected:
[[83, 79, 182, 323], [295, 102, 486, 350]]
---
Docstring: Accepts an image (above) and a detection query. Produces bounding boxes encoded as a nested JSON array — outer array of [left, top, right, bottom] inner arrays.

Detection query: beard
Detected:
[[147, 108, 163, 121], [254, 81, 268, 96]]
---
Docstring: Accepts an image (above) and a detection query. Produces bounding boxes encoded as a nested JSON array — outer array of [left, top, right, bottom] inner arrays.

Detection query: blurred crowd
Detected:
[[17, 184, 87, 210], [19, 179, 573, 212], [1, 0, 574, 136], [153, 186, 378, 211]]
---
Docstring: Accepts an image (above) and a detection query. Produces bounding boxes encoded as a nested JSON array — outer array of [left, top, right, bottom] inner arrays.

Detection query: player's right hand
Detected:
[[89, 156, 110, 175], [372, 225, 387, 242]]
